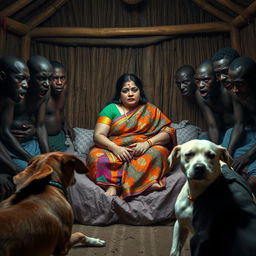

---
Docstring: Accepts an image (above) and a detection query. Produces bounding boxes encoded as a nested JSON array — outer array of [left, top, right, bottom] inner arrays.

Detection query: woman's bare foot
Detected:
[[105, 186, 117, 196], [147, 183, 163, 192]]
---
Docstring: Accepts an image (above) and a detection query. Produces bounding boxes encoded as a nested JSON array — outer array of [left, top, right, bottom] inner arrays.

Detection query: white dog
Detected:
[[168, 140, 232, 256]]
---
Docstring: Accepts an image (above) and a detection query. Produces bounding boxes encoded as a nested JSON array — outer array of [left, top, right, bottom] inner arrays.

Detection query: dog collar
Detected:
[[48, 181, 67, 198]]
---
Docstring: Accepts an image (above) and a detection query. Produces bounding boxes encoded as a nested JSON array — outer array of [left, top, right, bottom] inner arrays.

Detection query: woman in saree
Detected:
[[86, 73, 177, 199]]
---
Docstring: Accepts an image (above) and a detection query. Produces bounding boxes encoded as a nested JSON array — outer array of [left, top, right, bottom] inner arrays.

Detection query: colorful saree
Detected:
[[86, 102, 176, 199]]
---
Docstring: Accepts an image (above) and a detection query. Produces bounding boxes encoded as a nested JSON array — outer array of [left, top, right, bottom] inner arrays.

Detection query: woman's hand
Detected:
[[109, 144, 134, 162], [129, 142, 150, 157]]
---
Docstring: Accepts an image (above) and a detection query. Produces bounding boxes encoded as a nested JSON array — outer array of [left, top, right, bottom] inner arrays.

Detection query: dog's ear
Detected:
[[168, 145, 181, 170], [14, 164, 54, 193], [218, 145, 233, 168], [61, 154, 88, 174], [13, 155, 44, 186]]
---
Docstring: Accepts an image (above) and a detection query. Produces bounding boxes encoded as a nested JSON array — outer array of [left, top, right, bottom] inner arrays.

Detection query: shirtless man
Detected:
[[175, 65, 196, 98], [45, 61, 74, 152], [212, 47, 244, 153], [212, 47, 240, 90], [0, 55, 29, 200], [0, 55, 52, 170], [222, 56, 256, 194], [194, 59, 241, 144]]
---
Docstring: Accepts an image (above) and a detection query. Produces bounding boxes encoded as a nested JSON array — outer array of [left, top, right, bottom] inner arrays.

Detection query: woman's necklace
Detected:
[[122, 105, 129, 122]]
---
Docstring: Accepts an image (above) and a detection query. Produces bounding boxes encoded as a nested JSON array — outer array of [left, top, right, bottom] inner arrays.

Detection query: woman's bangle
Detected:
[[147, 139, 153, 147]]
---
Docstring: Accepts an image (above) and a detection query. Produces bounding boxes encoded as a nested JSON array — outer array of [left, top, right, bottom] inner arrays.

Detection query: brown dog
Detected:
[[0, 152, 105, 256]]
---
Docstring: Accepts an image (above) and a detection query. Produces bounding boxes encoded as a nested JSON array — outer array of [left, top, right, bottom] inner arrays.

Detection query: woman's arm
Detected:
[[148, 131, 171, 146], [94, 123, 133, 162], [130, 131, 171, 156]]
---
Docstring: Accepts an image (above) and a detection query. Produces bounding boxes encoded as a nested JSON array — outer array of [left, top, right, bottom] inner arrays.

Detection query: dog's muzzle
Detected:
[[192, 163, 207, 180]]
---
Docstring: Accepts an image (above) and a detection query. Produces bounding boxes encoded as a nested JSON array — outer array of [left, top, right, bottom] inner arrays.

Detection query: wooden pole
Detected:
[[192, 0, 233, 23], [21, 33, 31, 61], [3, 17, 30, 35], [35, 36, 173, 47], [31, 22, 231, 38], [0, 0, 33, 17], [216, 0, 243, 14], [27, 0, 69, 29], [230, 26, 241, 53], [232, 0, 256, 28]]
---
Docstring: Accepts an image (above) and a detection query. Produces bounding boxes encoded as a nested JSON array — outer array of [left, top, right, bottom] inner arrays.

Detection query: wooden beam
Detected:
[[21, 33, 31, 61], [31, 22, 231, 38], [0, 0, 33, 17], [230, 26, 241, 53], [27, 0, 68, 29], [192, 0, 233, 23], [232, 0, 256, 28], [13, 0, 45, 21], [35, 36, 173, 47], [216, 0, 243, 14], [2, 17, 30, 35]]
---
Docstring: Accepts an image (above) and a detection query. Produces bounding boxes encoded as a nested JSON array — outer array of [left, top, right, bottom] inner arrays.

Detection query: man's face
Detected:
[[227, 66, 251, 100], [51, 67, 66, 96], [213, 57, 232, 89], [175, 71, 195, 96], [30, 63, 52, 99], [6, 61, 30, 103], [194, 65, 215, 99]]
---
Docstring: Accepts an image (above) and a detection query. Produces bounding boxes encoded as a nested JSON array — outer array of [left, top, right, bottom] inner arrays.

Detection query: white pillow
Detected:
[[73, 128, 94, 155], [171, 120, 201, 145]]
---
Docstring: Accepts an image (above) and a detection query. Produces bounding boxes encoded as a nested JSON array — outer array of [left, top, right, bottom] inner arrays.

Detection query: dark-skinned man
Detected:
[[194, 59, 242, 144], [0, 56, 30, 200], [222, 56, 256, 195], [0, 56, 51, 171], [45, 61, 74, 152], [175, 65, 197, 98]]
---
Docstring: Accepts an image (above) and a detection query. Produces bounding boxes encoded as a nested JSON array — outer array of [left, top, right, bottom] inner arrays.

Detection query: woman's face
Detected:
[[120, 80, 141, 109]]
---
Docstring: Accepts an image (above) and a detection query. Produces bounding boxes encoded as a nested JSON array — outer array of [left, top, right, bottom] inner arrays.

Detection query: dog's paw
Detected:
[[82, 236, 106, 247]]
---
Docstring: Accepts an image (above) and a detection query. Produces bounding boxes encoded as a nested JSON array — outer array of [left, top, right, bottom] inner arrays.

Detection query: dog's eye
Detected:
[[185, 152, 194, 158], [206, 151, 215, 159]]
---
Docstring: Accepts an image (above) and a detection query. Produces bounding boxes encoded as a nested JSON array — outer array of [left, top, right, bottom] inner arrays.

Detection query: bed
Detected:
[[66, 120, 201, 225]]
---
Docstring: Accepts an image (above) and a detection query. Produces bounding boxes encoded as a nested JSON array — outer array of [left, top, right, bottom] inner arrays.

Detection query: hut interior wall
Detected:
[[2, 0, 255, 129]]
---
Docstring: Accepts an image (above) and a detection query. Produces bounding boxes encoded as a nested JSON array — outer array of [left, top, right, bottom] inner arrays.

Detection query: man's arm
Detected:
[[195, 92, 219, 143], [36, 100, 50, 153], [227, 97, 245, 155], [232, 145, 256, 173], [0, 100, 32, 162], [61, 88, 75, 141], [0, 141, 20, 174], [63, 119, 75, 141]]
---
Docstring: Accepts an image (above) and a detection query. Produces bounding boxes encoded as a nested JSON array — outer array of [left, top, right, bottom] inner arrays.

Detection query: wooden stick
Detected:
[[31, 22, 231, 38], [216, 0, 243, 14], [27, 0, 68, 29], [232, 0, 256, 28], [14, 0, 45, 21], [192, 0, 232, 23], [21, 33, 31, 61], [230, 26, 241, 53], [35, 36, 173, 47], [3, 17, 30, 35], [0, 0, 33, 17]]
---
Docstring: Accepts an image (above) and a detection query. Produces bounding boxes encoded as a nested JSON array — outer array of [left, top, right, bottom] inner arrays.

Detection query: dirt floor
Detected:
[[68, 223, 191, 256]]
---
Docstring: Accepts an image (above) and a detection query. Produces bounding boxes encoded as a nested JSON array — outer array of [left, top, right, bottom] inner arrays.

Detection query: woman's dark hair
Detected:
[[111, 73, 148, 105]]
